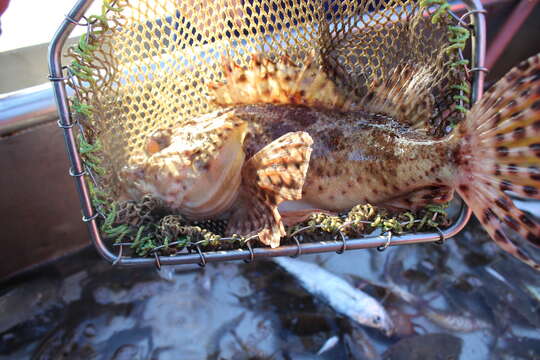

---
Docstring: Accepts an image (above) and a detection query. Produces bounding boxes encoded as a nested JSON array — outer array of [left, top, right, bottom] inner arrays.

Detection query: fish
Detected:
[[272, 257, 394, 336], [385, 257, 492, 333], [422, 307, 491, 333], [316, 335, 339, 355], [121, 52, 540, 269]]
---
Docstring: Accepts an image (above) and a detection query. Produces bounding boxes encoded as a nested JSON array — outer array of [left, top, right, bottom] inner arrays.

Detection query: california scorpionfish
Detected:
[[122, 52, 540, 270]]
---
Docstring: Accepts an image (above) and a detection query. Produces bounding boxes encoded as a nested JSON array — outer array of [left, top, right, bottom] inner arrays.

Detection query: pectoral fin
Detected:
[[227, 131, 313, 247]]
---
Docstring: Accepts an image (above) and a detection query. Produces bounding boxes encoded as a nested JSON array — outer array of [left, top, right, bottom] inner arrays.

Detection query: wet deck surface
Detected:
[[1, 219, 540, 360]]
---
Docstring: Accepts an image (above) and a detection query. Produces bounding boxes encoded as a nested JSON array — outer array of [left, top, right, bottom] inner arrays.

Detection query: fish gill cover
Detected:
[[66, 0, 471, 257]]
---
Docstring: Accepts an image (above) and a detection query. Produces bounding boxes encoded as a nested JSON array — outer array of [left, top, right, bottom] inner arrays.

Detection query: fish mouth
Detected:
[[361, 314, 394, 337], [120, 112, 248, 219], [180, 124, 247, 218], [382, 321, 395, 337]]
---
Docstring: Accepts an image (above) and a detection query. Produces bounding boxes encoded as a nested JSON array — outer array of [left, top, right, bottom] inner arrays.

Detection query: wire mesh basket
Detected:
[[49, 0, 486, 268]]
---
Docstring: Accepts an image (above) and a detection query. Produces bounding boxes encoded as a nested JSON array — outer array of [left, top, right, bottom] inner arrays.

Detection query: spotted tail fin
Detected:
[[456, 53, 540, 270], [209, 53, 353, 110]]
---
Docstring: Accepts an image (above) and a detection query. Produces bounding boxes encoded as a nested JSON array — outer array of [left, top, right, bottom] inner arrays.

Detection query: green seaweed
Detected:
[[421, 0, 472, 115]]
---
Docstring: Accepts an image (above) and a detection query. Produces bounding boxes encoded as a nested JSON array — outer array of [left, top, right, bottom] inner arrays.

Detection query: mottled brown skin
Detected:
[[232, 104, 458, 212]]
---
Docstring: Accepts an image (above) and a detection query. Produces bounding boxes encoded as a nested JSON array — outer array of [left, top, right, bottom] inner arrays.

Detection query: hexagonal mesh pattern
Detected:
[[68, 0, 469, 199]]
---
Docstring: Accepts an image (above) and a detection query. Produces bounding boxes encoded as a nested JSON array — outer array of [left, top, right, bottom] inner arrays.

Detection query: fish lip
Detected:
[[388, 317, 396, 336], [383, 323, 394, 337], [377, 318, 394, 337]]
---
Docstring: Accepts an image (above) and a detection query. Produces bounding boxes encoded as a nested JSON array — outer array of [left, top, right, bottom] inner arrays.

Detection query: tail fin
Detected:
[[455, 53, 540, 270]]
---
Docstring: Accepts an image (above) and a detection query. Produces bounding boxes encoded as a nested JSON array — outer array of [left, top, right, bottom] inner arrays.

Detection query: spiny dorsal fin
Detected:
[[358, 64, 436, 130], [209, 53, 353, 111], [227, 131, 313, 247]]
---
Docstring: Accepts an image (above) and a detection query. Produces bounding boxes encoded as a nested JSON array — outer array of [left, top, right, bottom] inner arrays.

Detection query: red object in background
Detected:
[[0, 0, 10, 15]]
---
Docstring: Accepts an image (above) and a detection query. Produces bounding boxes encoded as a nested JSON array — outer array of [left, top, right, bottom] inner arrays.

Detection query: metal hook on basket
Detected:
[[459, 9, 487, 25], [469, 67, 489, 74], [447, 10, 466, 26], [243, 239, 255, 264], [65, 14, 92, 26], [112, 244, 123, 266], [48, 66, 70, 82], [57, 119, 78, 129], [85, 166, 100, 187], [336, 231, 348, 254], [195, 245, 207, 267], [65, 66, 80, 89], [291, 236, 302, 258], [377, 231, 393, 252], [82, 212, 99, 222], [434, 227, 445, 245], [447, 8, 487, 28], [154, 251, 162, 271], [48, 75, 69, 82], [69, 166, 88, 177]]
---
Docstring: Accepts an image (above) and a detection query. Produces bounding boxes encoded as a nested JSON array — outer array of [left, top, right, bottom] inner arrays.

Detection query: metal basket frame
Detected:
[[48, 0, 486, 268]]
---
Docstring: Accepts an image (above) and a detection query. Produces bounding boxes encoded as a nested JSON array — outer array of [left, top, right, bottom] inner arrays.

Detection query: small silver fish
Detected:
[[423, 307, 491, 333], [383, 266, 491, 333], [273, 257, 394, 336], [316, 335, 339, 355]]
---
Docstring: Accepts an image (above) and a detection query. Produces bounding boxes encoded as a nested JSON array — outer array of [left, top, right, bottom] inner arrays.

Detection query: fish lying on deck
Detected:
[[273, 257, 394, 335], [122, 52, 540, 270]]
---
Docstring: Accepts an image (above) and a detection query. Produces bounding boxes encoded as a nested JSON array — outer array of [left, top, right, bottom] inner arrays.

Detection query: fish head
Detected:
[[120, 110, 248, 219], [353, 307, 394, 337]]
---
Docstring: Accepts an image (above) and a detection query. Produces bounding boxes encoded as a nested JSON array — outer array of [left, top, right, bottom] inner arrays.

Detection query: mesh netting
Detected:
[[66, 0, 471, 254]]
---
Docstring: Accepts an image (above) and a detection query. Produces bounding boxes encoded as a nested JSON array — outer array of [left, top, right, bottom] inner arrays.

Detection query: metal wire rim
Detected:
[[82, 212, 99, 222], [65, 14, 93, 26], [290, 236, 302, 258], [377, 232, 393, 252], [57, 119, 77, 129], [336, 232, 348, 254], [243, 240, 255, 264], [69, 166, 87, 177], [434, 227, 445, 245], [195, 245, 207, 267], [469, 66, 489, 73]]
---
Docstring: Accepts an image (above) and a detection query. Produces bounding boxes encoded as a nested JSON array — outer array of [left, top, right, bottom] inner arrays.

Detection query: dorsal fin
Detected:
[[209, 53, 437, 130], [208, 52, 353, 111], [357, 64, 436, 130]]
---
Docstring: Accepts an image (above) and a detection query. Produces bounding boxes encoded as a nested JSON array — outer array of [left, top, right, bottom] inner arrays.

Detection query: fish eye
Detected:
[[373, 315, 381, 324]]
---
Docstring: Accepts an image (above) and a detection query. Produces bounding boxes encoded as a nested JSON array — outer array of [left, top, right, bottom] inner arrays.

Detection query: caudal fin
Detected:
[[455, 53, 540, 270]]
